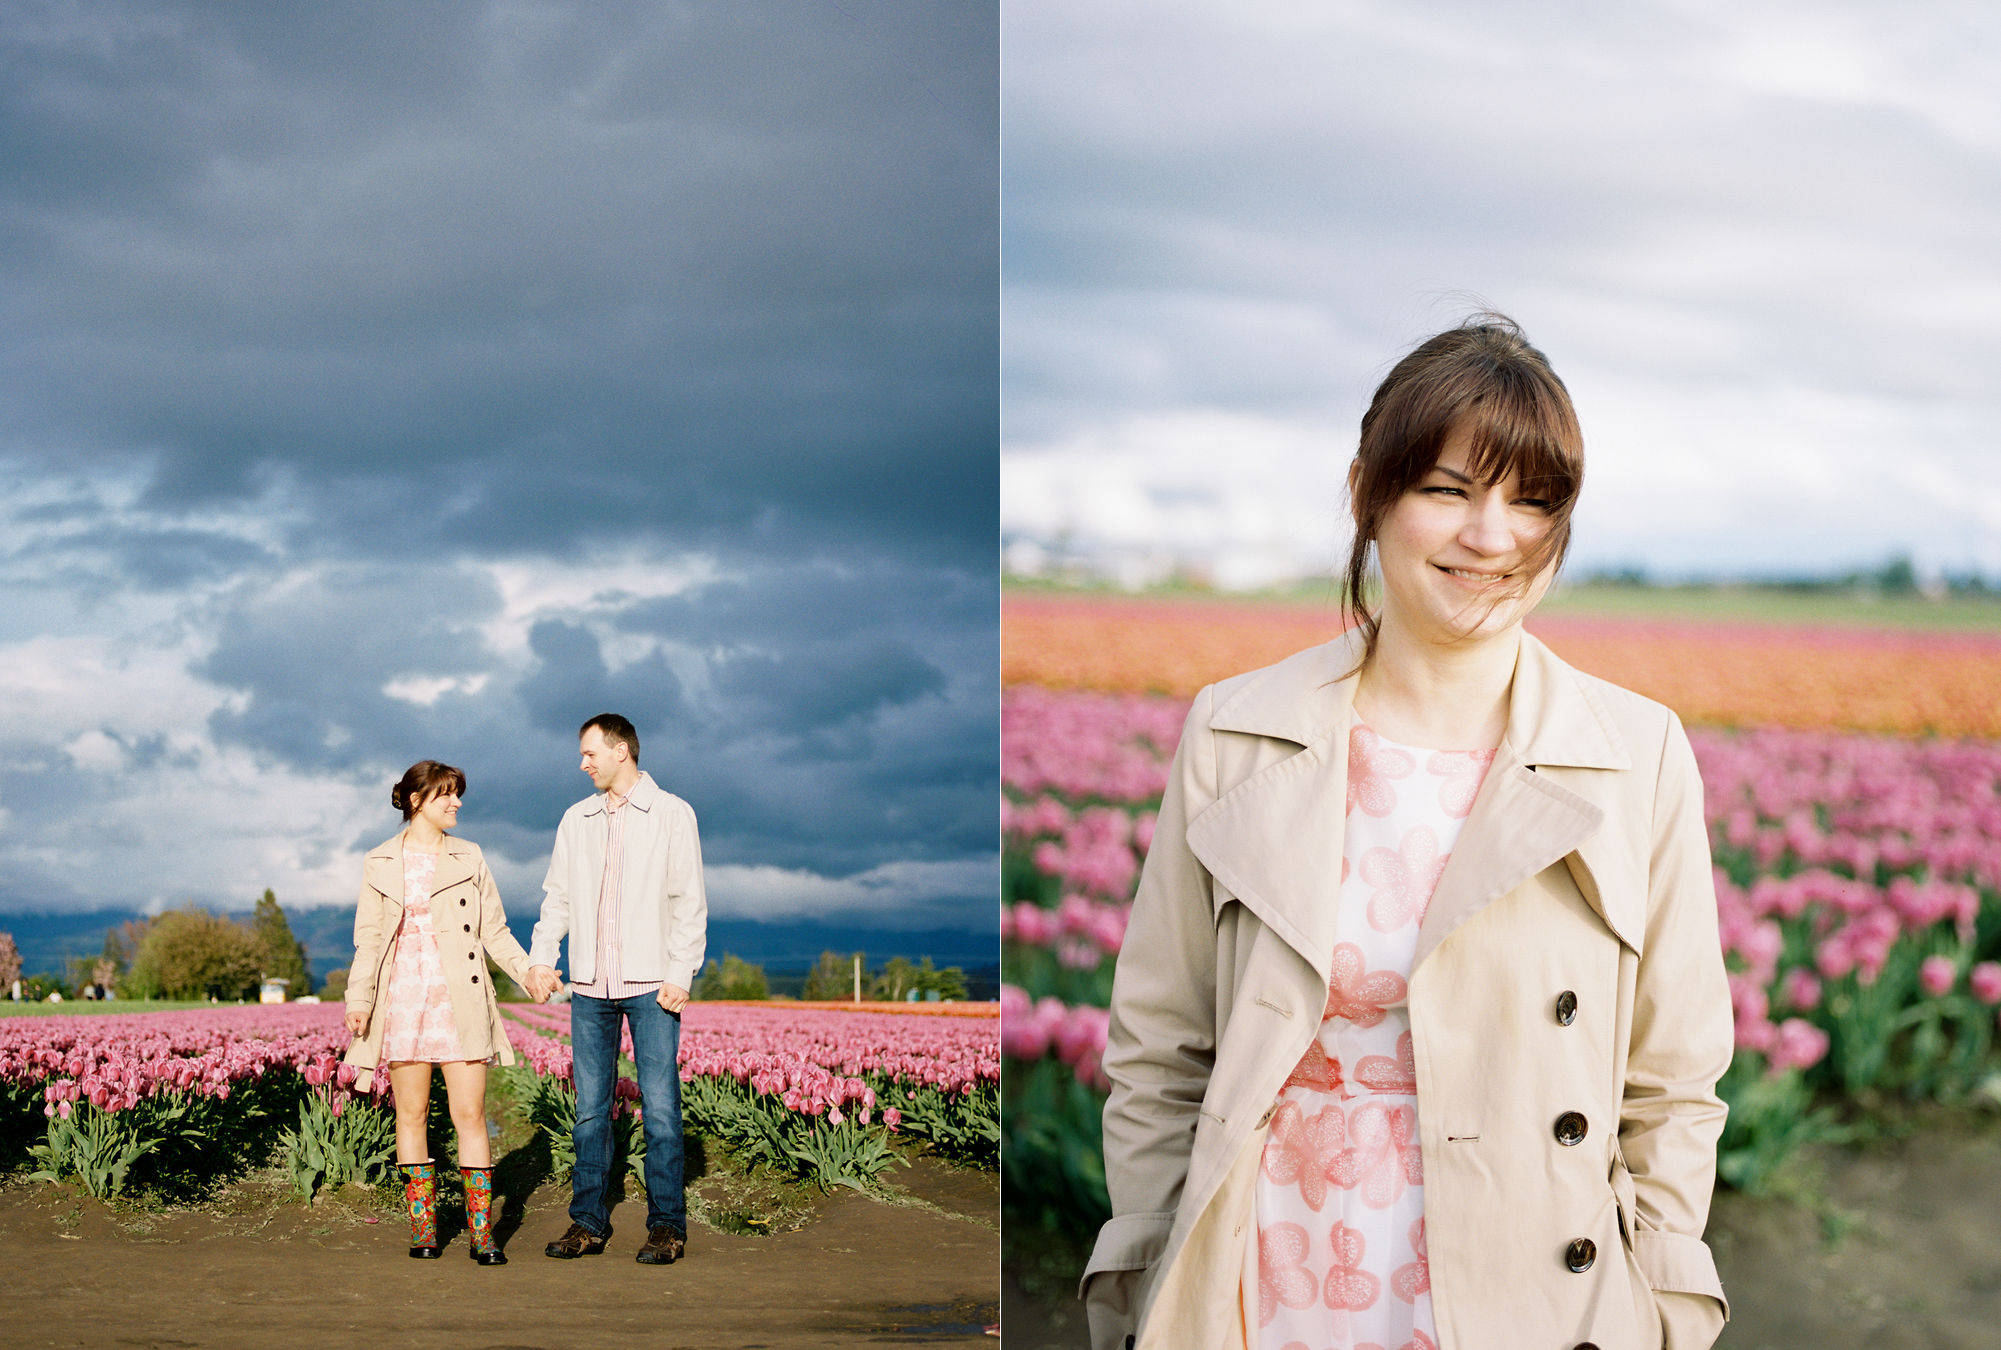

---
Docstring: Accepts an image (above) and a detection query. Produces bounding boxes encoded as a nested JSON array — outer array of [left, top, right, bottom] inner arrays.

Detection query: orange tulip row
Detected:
[[1002, 594, 2001, 736]]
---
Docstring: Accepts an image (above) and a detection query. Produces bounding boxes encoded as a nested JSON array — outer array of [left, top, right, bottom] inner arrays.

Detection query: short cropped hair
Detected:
[[579, 713, 640, 766], [391, 760, 467, 821]]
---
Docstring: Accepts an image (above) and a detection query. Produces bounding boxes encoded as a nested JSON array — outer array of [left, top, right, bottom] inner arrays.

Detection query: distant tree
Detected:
[[916, 959, 969, 1002], [135, 907, 264, 1001], [800, 949, 866, 1002], [869, 955, 968, 1002], [0, 932, 20, 993], [320, 967, 350, 1002], [1878, 555, 1918, 594], [692, 953, 769, 1001], [250, 889, 310, 998], [107, 918, 156, 998], [869, 955, 920, 1002]]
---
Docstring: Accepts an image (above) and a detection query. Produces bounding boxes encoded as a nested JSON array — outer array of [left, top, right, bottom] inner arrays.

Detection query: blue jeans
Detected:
[[568, 992, 684, 1236]]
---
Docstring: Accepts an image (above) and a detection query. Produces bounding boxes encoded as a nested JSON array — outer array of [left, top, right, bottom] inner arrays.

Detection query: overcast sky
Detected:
[[1002, 0, 2001, 589], [0, 1, 997, 931]]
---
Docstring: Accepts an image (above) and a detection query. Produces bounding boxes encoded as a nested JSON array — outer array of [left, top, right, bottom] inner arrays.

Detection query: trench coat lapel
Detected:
[[1184, 628, 1644, 981], [362, 837, 403, 909], [1414, 632, 1638, 973], [433, 836, 478, 898], [1185, 633, 1363, 982]]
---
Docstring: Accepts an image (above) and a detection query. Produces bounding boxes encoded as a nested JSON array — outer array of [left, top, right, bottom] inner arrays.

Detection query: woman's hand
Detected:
[[344, 1007, 368, 1038]]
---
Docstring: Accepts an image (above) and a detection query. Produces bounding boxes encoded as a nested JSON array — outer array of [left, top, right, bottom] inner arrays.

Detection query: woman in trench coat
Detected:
[[1081, 317, 1734, 1350], [343, 759, 540, 1262]]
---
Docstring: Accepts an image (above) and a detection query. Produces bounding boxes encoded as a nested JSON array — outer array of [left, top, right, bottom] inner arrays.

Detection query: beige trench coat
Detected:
[[342, 833, 536, 1091], [1081, 631, 1733, 1350]]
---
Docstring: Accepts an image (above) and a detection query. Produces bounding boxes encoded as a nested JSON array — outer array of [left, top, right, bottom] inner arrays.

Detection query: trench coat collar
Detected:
[[361, 830, 478, 901], [577, 770, 660, 819], [1187, 627, 1634, 981]]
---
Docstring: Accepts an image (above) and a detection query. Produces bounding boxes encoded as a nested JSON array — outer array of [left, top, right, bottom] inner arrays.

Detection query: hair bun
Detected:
[[390, 786, 405, 811]]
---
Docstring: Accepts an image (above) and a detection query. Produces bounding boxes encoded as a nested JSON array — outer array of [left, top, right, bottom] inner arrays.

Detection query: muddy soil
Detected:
[[999, 1113, 2001, 1349], [0, 1156, 997, 1350]]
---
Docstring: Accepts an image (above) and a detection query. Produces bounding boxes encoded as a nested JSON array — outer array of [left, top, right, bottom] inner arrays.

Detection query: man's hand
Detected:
[[656, 983, 690, 1014], [344, 1007, 368, 1038], [525, 965, 564, 1002]]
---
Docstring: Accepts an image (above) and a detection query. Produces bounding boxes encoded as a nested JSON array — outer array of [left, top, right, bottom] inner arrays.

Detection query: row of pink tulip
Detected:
[[0, 1004, 348, 1118], [2, 1000, 998, 1134], [502, 1003, 996, 1136], [1002, 896, 1131, 970], [1000, 985, 1110, 1092], [502, 1002, 998, 1099]]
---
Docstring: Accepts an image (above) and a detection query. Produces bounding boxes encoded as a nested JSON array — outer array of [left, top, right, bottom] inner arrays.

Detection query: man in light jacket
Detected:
[[526, 712, 707, 1265]]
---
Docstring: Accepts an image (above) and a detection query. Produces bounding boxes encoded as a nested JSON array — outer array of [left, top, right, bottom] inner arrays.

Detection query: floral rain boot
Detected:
[[402, 1162, 441, 1258], [462, 1165, 505, 1265]]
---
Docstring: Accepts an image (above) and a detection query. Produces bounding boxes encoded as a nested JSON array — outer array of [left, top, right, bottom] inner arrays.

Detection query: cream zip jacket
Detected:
[[1082, 630, 1732, 1350], [528, 772, 708, 993]]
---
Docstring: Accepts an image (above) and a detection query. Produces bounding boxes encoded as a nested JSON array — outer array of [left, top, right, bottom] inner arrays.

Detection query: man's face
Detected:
[[578, 726, 627, 790]]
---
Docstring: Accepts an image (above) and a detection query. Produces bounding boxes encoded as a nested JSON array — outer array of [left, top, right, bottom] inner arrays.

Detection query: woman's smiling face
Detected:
[[1371, 421, 1558, 646]]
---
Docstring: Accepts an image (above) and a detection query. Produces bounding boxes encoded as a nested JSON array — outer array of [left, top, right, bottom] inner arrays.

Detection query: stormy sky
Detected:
[[0, 2, 998, 931], [1002, 1, 2001, 588]]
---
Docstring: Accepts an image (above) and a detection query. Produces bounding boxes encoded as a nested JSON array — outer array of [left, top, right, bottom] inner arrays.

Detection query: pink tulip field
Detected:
[[1001, 686, 2001, 1215], [500, 1002, 998, 1190], [0, 997, 998, 1201]]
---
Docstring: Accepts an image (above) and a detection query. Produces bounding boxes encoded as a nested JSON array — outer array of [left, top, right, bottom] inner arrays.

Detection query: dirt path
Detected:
[[2, 1158, 997, 1350], [1000, 1114, 2001, 1349]]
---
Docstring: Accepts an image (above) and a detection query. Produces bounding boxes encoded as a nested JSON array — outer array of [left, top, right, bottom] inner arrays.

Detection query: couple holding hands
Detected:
[[339, 712, 707, 1267]]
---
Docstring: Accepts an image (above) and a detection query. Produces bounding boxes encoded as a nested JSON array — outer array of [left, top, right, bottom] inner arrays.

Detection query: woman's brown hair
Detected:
[[391, 760, 467, 820], [1343, 313, 1584, 669]]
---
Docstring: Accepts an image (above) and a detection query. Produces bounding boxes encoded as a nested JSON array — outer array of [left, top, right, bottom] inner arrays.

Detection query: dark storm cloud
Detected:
[[0, 0, 997, 560], [0, 1, 998, 928]]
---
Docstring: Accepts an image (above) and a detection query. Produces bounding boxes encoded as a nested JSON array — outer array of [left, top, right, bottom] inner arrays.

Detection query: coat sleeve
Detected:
[[1081, 687, 1220, 1350], [346, 874, 386, 1015], [474, 849, 535, 989], [528, 812, 573, 970], [1623, 712, 1733, 1347], [661, 799, 708, 993]]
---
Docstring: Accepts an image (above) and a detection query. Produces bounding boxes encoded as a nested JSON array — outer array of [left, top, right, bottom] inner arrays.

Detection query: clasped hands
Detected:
[[523, 966, 688, 1012]]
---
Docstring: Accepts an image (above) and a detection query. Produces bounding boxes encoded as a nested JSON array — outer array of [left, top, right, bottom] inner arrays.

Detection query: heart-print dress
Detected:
[[1249, 716, 1494, 1350]]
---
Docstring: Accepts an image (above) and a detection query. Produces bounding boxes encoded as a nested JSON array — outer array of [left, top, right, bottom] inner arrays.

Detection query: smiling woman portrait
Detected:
[[1080, 316, 1734, 1350]]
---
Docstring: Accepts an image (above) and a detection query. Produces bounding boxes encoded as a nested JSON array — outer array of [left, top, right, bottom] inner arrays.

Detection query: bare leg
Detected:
[[440, 1060, 491, 1167], [388, 1061, 435, 1163]]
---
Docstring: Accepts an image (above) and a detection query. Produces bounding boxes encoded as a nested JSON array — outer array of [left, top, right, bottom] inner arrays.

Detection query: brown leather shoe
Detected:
[[544, 1222, 610, 1258], [634, 1225, 686, 1265]]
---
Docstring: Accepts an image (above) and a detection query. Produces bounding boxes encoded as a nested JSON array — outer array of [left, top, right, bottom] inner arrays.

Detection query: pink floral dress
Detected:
[[1251, 716, 1494, 1350], [377, 850, 466, 1064]]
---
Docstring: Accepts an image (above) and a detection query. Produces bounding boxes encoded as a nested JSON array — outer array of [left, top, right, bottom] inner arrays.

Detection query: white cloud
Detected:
[[480, 553, 726, 656], [381, 673, 492, 706], [1003, 0, 2001, 581]]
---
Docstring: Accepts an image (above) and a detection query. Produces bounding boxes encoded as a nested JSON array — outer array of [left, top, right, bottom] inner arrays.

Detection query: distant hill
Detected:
[[0, 907, 998, 998]]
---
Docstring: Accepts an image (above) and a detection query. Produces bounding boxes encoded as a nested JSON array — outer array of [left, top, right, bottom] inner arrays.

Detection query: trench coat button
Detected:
[[471, 974, 479, 984], [1575, 1344, 1601, 1350], [460, 898, 467, 906], [1564, 1238, 1596, 1272], [1256, 1103, 1277, 1129], [1555, 990, 1577, 1025], [1554, 1111, 1588, 1145], [469, 951, 477, 959], [463, 924, 471, 933]]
